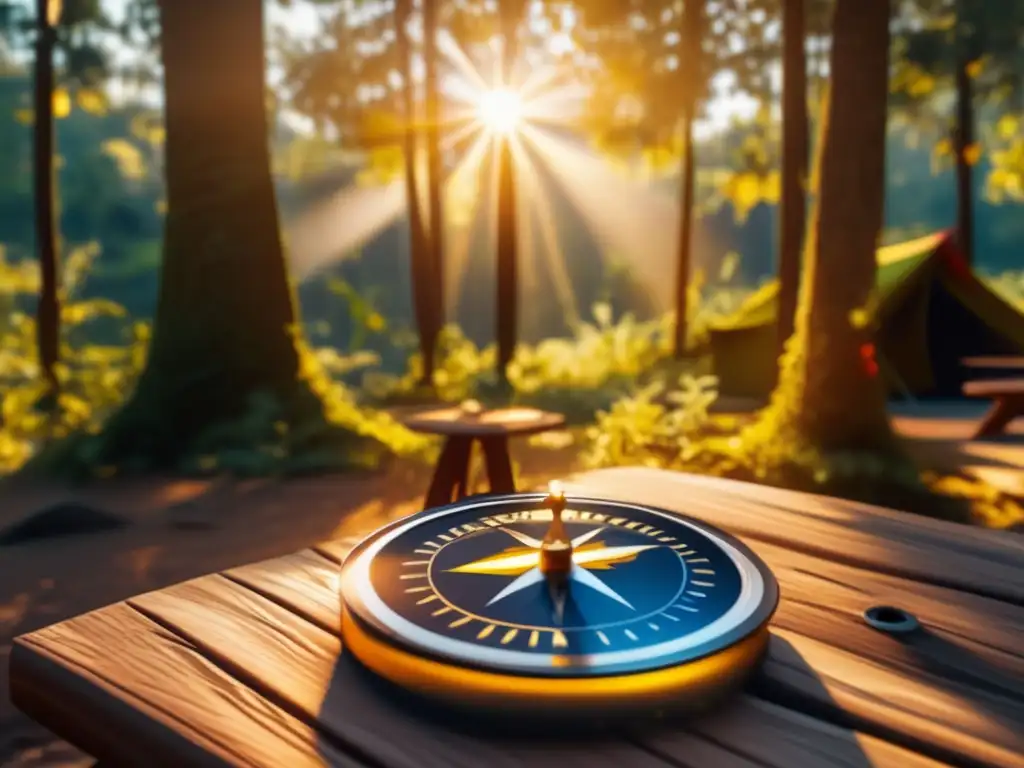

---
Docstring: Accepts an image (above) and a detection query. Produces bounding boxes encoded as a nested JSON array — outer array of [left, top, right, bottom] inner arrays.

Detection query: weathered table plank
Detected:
[[9, 603, 364, 768], [565, 468, 1024, 604], [138, 563, 948, 768], [234, 541, 1023, 768]]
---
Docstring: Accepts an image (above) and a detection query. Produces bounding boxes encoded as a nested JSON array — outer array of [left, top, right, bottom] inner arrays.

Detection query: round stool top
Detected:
[[401, 404, 566, 437]]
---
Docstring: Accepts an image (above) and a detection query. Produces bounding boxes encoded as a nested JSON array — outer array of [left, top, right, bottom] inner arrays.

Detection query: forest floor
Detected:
[[1, 402, 1023, 767]]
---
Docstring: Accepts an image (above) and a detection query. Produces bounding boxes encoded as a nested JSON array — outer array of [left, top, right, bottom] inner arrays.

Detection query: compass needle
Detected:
[[568, 563, 636, 610], [484, 567, 545, 606]]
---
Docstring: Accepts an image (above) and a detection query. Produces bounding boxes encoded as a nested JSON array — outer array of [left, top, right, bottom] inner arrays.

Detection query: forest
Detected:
[[0, 0, 1023, 523]]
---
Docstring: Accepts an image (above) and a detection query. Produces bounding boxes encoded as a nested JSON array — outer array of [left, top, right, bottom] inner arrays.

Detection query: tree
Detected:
[[495, 0, 527, 387], [776, 0, 809, 357], [892, 0, 1024, 266], [33, 0, 60, 399], [91, 0, 362, 468], [672, 0, 705, 359], [421, 0, 444, 383], [745, 0, 916, 486]]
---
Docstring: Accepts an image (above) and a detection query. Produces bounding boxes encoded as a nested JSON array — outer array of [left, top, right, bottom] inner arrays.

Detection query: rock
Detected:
[[0, 502, 128, 546]]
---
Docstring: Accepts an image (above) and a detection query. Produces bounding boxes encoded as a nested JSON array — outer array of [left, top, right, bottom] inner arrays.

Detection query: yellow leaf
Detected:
[[963, 143, 982, 166], [997, 115, 1019, 141], [727, 172, 761, 220], [934, 138, 952, 157], [965, 59, 984, 79], [760, 171, 781, 204], [101, 138, 146, 179], [848, 307, 870, 329], [76, 89, 107, 116], [52, 88, 71, 118], [46, 0, 62, 26], [907, 73, 936, 97]]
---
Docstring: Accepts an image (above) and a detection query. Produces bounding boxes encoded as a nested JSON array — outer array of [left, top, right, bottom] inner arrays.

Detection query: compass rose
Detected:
[[449, 525, 660, 612]]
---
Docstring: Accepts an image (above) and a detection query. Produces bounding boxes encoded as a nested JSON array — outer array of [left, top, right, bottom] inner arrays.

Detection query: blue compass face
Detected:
[[342, 494, 777, 678]]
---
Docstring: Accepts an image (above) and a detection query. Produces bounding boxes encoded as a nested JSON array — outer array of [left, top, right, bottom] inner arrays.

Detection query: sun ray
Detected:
[[443, 130, 493, 316], [519, 123, 677, 310], [510, 134, 581, 326], [437, 31, 491, 92]]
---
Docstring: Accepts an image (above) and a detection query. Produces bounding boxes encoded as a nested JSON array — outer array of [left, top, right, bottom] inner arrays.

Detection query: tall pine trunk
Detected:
[[422, 0, 443, 379], [102, 0, 313, 463], [495, 0, 523, 387], [672, 0, 703, 359], [776, 0, 809, 359], [33, 0, 59, 399], [764, 0, 899, 453], [396, 0, 434, 387], [952, 46, 974, 266]]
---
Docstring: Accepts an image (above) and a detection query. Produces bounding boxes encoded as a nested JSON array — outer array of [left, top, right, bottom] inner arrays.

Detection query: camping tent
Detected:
[[708, 231, 1024, 398]]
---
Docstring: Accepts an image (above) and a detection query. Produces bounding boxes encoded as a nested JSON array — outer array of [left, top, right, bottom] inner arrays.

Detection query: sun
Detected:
[[476, 89, 523, 135]]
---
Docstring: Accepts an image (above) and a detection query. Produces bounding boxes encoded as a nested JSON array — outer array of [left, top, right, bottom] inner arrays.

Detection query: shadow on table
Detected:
[[312, 634, 879, 766]]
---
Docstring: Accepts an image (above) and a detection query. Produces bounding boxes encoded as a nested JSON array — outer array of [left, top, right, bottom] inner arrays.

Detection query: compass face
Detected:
[[341, 494, 778, 679]]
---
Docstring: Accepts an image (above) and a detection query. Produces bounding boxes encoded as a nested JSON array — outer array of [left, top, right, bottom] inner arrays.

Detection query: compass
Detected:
[[340, 483, 779, 720]]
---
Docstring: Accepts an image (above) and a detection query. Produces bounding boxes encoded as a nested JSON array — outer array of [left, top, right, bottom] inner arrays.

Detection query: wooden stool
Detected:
[[401, 405, 566, 509]]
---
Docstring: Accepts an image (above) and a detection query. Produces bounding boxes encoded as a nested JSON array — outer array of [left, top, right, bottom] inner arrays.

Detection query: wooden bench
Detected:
[[9, 467, 1024, 767], [962, 378, 1024, 438], [400, 404, 565, 508]]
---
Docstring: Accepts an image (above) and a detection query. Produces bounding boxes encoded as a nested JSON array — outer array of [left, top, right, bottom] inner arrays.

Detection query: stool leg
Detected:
[[481, 436, 515, 494], [425, 436, 473, 508], [973, 397, 1020, 439]]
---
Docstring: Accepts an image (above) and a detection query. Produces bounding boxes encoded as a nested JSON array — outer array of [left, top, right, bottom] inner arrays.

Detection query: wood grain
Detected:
[[9, 603, 363, 768], [565, 468, 1024, 604], [401, 407, 565, 437], [129, 574, 676, 768], [224, 549, 960, 767]]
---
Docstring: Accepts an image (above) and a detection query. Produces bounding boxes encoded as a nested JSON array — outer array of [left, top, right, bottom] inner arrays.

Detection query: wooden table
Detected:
[[963, 379, 1024, 438], [962, 357, 1024, 370], [401, 405, 565, 508], [10, 468, 1024, 768]]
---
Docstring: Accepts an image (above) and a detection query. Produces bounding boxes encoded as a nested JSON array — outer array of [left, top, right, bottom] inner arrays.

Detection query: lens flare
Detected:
[[477, 89, 523, 134]]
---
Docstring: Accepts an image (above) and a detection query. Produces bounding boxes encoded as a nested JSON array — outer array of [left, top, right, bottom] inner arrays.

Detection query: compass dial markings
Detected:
[[528, 631, 539, 648], [501, 629, 518, 645], [692, 581, 715, 588], [692, 568, 715, 575], [648, 622, 660, 631], [404, 586, 431, 594], [416, 595, 439, 605], [449, 615, 473, 628], [403, 561, 430, 567], [413, 549, 434, 555], [477, 624, 496, 639], [625, 629, 638, 641], [662, 612, 680, 621], [687, 591, 707, 598], [400, 573, 428, 580], [687, 557, 710, 564], [675, 604, 699, 613], [552, 631, 568, 648], [432, 606, 453, 616], [597, 631, 610, 645]]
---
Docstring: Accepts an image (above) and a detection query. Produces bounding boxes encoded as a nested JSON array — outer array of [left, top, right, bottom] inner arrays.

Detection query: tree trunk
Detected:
[[776, 0, 808, 362], [396, 0, 434, 387], [33, 0, 59, 399], [495, 0, 523, 387], [422, 0, 444, 376], [766, 0, 898, 453], [101, 0, 316, 463], [952, 47, 974, 266], [672, 0, 703, 359]]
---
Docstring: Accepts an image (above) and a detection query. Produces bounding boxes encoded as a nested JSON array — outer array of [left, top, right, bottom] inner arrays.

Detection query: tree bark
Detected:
[[422, 0, 444, 372], [672, 0, 703, 359], [396, 0, 435, 386], [33, 0, 59, 398], [952, 46, 974, 266], [102, 0, 315, 463], [495, 0, 524, 387], [767, 0, 898, 453], [776, 0, 808, 361]]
